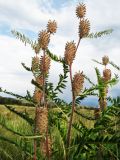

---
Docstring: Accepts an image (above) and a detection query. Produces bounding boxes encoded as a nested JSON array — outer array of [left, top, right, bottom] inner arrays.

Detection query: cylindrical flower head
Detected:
[[102, 56, 109, 66], [33, 88, 43, 103], [36, 75, 44, 86], [40, 55, 51, 74], [103, 69, 111, 81], [76, 3, 86, 19], [31, 56, 39, 72], [72, 71, 84, 97], [64, 41, 77, 66], [47, 20, 57, 34], [38, 30, 50, 50], [36, 107, 48, 134], [79, 19, 90, 38]]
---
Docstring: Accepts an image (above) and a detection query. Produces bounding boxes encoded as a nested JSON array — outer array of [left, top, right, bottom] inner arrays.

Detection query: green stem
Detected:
[[66, 37, 81, 160], [43, 49, 50, 159], [66, 65, 75, 159], [42, 50, 46, 107], [46, 126, 50, 160], [76, 37, 81, 52], [33, 106, 38, 160]]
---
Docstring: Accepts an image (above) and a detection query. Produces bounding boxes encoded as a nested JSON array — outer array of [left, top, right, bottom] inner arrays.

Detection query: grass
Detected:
[[0, 104, 119, 159], [0, 105, 34, 160], [0, 104, 95, 148], [0, 104, 95, 128]]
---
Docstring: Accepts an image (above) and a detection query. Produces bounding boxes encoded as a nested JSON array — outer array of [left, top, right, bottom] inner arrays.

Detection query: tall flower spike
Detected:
[[40, 55, 51, 74], [36, 75, 44, 86], [47, 20, 57, 34], [64, 41, 77, 66], [33, 88, 43, 103], [31, 56, 39, 72], [103, 69, 111, 81], [79, 19, 90, 39], [76, 3, 86, 19], [36, 107, 48, 134], [102, 55, 109, 66], [72, 71, 84, 97], [38, 30, 50, 50]]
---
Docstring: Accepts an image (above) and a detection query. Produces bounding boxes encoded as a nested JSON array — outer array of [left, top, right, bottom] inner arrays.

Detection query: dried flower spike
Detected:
[[103, 69, 111, 81], [40, 55, 51, 74], [76, 3, 86, 19], [72, 71, 84, 97], [47, 20, 57, 34], [102, 55, 109, 66], [36, 107, 48, 134], [31, 56, 39, 72], [38, 30, 50, 50], [33, 88, 43, 103], [64, 41, 77, 66], [79, 19, 90, 38], [36, 75, 44, 86]]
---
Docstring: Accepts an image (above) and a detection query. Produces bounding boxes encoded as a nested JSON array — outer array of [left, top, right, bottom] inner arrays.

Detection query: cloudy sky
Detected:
[[0, 0, 120, 106]]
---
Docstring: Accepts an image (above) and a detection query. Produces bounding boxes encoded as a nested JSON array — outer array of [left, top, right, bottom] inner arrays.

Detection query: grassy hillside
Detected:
[[0, 103, 119, 160], [0, 104, 95, 129]]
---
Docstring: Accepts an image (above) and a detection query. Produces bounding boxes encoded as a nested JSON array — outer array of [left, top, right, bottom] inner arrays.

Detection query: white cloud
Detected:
[[0, 35, 34, 95], [0, 0, 120, 33], [0, 0, 53, 30], [85, 0, 120, 29], [0, 0, 78, 37]]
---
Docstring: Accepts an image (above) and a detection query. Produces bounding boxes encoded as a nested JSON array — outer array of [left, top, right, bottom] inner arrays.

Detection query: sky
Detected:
[[0, 0, 120, 106]]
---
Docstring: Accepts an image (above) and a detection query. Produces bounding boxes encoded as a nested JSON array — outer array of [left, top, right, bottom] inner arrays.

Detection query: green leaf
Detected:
[[92, 59, 103, 65], [4, 105, 34, 125], [21, 63, 31, 71], [84, 74, 95, 86], [11, 30, 36, 49], [87, 29, 113, 38], [46, 49, 64, 63], [109, 61, 120, 70]]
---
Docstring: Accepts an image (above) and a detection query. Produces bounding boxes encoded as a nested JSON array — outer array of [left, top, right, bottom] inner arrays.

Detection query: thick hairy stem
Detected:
[[104, 66, 107, 110], [33, 135, 37, 160], [66, 65, 75, 159], [46, 125, 50, 160], [42, 50, 50, 159], [66, 96, 75, 147], [102, 66, 108, 111], [66, 37, 81, 160], [33, 106, 38, 160], [33, 53, 39, 159], [42, 50, 46, 107]]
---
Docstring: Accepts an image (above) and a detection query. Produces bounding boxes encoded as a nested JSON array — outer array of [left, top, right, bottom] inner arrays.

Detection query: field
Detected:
[[0, 104, 119, 160], [0, 104, 95, 128], [0, 104, 96, 160]]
